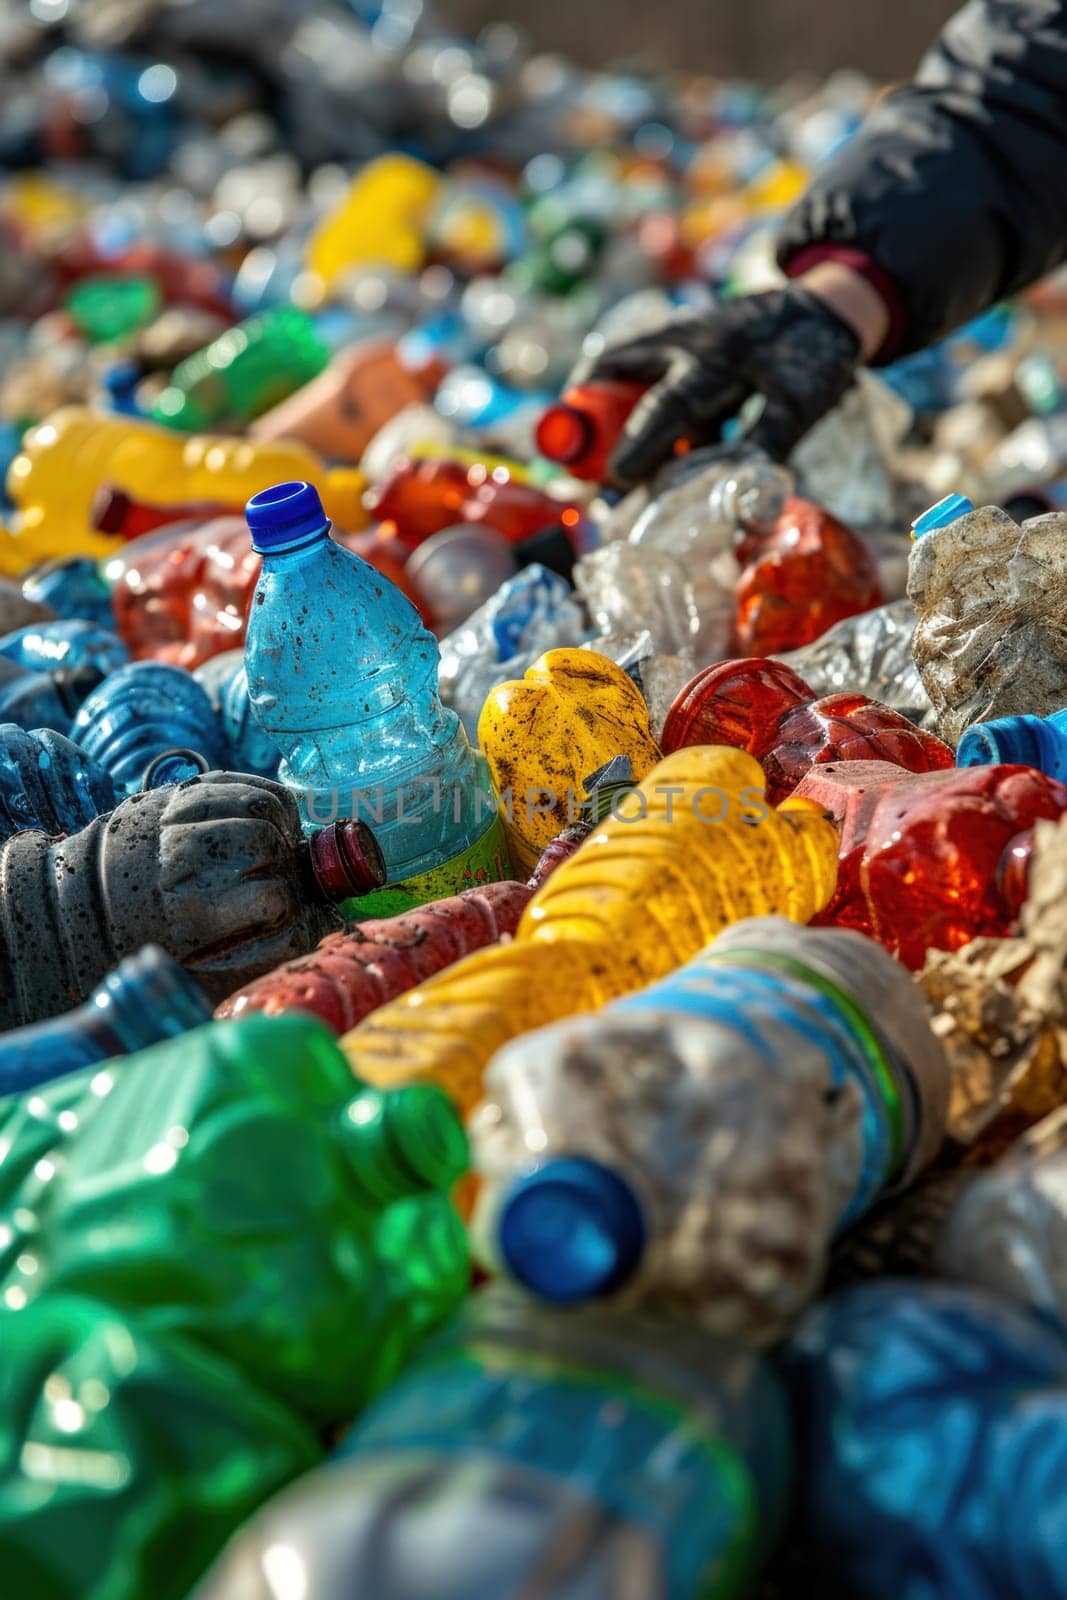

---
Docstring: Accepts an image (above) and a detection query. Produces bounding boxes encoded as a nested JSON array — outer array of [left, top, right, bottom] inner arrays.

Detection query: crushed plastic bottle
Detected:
[[0, 1293, 319, 1600], [909, 497, 1067, 744], [437, 564, 588, 740], [733, 493, 883, 656], [785, 1280, 1067, 1600], [0, 772, 384, 1025], [661, 657, 952, 803], [794, 759, 1067, 968], [191, 1289, 790, 1600], [478, 647, 662, 874], [0, 722, 117, 839], [774, 598, 931, 722], [472, 917, 947, 1338]]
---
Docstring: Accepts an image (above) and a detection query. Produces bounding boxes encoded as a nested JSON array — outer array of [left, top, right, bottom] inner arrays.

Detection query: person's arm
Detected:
[[780, 0, 1067, 361]]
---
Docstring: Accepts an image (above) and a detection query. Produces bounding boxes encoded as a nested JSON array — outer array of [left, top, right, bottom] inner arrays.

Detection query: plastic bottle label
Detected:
[[341, 815, 512, 919]]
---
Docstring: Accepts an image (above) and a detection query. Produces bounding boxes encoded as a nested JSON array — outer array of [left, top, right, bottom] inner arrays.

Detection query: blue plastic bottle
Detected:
[[190, 1288, 790, 1600], [0, 724, 117, 840], [72, 660, 229, 794], [472, 918, 947, 1339], [244, 481, 508, 914], [0, 656, 101, 736], [0, 618, 128, 680], [21, 558, 115, 632], [0, 944, 212, 1095], [957, 706, 1067, 781], [194, 649, 281, 779], [785, 1280, 1067, 1600]]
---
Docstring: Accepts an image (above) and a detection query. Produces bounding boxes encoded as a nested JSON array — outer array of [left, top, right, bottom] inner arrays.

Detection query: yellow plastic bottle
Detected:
[[3, 407, 368, 573], [306, 155, 441, 289], [342, 746, 839, 1114], [477, 648, 663, 876]]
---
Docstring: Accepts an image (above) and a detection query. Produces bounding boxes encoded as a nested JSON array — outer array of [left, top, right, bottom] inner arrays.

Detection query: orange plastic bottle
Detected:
[[4, 407, 368, 571], [733, 494, 882, 656], [341, 746, 840, 1114], [661, 657, 953, 804], [251, 342, 436, 463], [794, 759, 1067, 969], [367, 457, 584, 553], [535, 381, 648, 482]]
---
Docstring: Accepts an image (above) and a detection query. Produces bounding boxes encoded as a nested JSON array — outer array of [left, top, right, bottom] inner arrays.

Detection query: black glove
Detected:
[[571, 286, 862, 484]]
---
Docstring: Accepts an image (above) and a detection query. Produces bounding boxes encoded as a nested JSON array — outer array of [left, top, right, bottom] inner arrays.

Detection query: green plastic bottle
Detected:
[[150, 306, 330, 432], [0, 1293, 319, 1600], [0, 1013, 470, 1424], [65, 274, 162, 344]]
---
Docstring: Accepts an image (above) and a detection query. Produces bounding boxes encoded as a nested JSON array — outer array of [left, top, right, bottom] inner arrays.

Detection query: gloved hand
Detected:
[[571, 286, 862, 484]]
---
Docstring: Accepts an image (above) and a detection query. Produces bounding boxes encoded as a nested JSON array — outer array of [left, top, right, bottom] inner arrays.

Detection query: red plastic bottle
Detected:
[[92, 485, 240, 539], [535, 381, 648, 482], [793, 759, 1067, 969], [215, 879, 534, 1032], [109, 515, 261, 670], [661, 658, 953, 803], [367, 458, 585, 553], [212, 818, 594, 1031], [733, 494, 882, 656], [110, 515, 426, 671]]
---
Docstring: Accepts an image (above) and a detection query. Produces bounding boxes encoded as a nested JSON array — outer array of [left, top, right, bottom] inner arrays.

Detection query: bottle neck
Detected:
[[84, 946, 213, 1055], [304, 819, 387, 903]]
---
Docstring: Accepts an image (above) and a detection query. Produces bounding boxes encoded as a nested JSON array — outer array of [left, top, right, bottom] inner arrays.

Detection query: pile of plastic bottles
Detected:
[[6, 4, 1067, 1599]]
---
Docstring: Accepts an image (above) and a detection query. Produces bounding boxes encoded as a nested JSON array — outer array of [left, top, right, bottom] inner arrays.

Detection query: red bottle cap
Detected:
[[535, 402, 595, 466], [307, 819, 387, 902]]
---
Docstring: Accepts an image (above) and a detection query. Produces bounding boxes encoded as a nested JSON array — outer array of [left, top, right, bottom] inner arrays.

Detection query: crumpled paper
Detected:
[[919, 812, 1067, 1156]]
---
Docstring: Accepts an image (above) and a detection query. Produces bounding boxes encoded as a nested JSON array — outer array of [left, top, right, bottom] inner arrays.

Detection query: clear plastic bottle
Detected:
[[575, 457, 790, 659], [191, 1289, 790, 1600], [244, 480, 509, 913], [472, 916, 947, 1340]]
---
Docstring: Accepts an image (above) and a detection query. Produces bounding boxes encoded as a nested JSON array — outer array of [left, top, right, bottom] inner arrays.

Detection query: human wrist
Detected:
[[795, 260, 891, 362]]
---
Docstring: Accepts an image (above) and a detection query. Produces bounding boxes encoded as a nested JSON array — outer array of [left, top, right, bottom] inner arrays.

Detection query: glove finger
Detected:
[[743, 389, 820, 462], [609, 359, 747, 485], [568, 337, 673, 388]]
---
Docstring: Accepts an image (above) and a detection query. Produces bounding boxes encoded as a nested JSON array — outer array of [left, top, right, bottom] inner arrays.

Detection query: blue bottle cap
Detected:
[[498, 1155, 646, 1304], [246, 481, 330, 554], [911, 493, 975, 539]]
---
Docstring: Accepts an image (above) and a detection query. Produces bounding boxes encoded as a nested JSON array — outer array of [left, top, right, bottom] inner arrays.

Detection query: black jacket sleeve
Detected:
[[777, 0, 1067, 359]]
